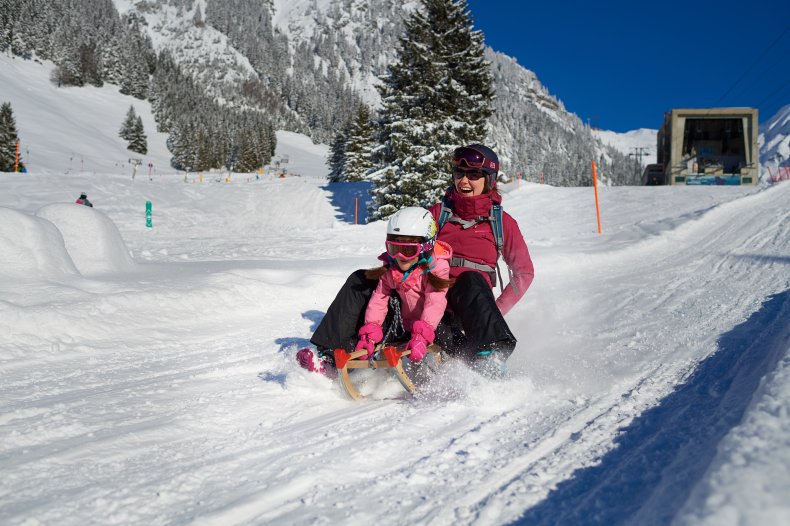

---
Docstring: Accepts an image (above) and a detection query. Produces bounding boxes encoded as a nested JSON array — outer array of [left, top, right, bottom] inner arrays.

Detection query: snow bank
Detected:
[[0, 207, 79, 281], [36, 203, 136, 276]]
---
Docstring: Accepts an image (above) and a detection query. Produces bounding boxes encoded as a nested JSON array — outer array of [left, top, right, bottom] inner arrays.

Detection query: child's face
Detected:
[[394, 255, 413, 271], [386, 235, 423, 270]]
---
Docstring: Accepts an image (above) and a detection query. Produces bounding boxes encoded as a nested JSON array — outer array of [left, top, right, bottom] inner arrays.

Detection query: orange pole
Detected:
[[592, 161, 602, 234], [14, 139, 19, 172], [354, 197, 358, 225]]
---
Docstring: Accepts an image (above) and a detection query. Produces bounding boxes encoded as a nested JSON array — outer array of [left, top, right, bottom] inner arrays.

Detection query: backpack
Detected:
[[437, 193, 516, 293]]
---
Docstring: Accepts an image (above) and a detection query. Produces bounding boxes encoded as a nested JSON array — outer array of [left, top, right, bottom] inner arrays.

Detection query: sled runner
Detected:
[[333, 343, 442, 400]]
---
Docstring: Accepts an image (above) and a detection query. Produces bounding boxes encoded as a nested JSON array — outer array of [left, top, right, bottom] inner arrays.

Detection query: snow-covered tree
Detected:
[[127, 115, 148, 155], [119, 105, 137, 141], [344, 104, 375, 182], [192, 5, 204, 27], [0, 101, 22, 171], [369, 0, 494, 219], [326, 126, 348, 183]]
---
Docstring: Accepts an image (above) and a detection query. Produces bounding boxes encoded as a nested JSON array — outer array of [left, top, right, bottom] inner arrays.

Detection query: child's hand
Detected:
[[356, 323, 383, 359], [355, 338, 375, 359], [406, 320, 436, 363], [405, 335, 427, 362]]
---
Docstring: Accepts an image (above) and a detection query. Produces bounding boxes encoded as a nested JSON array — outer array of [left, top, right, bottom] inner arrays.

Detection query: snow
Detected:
[[2, 50, 790, 526], [0, 55, 172, 176], [759, 103, 790, 179]]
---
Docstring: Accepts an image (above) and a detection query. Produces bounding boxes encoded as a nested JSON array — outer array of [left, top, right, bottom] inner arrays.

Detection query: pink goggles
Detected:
[[385, 240, 432, 260]]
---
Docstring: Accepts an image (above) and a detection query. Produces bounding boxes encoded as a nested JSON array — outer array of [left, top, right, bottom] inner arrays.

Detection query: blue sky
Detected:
[[466, 0, 790, 132]]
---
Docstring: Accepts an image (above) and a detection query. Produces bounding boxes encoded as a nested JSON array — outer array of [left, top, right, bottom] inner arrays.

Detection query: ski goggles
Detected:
[[453, 169, 486, 181], [385, 240, 429, 260], [451, 146, 499, 173]]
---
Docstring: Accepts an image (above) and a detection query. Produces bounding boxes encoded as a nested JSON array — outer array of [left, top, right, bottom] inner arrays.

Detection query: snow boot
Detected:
[[296, 348, 337, 379], [471, 349, 508, 379]]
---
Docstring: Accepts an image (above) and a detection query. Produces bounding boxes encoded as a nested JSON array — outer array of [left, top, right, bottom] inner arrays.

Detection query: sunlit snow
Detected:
[[1, 54, 789, 526]]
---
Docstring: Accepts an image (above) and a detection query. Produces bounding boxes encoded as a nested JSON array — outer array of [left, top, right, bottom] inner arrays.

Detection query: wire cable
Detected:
[[714, 25, 790, 106]]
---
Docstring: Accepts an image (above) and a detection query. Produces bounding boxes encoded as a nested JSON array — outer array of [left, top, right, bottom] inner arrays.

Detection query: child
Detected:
[[298, 207, 452, 375]]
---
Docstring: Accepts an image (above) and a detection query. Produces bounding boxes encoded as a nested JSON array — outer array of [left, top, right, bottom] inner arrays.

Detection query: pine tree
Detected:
[[119, 105, 137, 141], [127, 115, 147, 155], [193, 5, 204, 27], [369, 0, 494, 220], [326, 126, 349, 182], [344, 104, 374, 182], [0, 101, 22, 172]]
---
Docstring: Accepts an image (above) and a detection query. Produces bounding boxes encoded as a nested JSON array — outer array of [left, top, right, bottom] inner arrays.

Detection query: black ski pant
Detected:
[[310, 270, 517, 361]]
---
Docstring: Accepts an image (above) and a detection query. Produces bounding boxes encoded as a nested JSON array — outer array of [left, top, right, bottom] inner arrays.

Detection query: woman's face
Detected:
[[453, 170, 486, 196]]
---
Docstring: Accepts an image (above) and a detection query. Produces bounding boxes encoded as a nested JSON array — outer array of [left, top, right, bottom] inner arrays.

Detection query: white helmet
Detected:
[[387, 207, 437, 243]]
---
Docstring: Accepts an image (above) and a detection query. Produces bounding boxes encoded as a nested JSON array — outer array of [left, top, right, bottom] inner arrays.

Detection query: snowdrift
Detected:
[[0, 207, 80, 281], [36, 203, 137, 276]]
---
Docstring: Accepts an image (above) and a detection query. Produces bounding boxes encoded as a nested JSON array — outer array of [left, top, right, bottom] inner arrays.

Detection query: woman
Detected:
[[304, 144, 534, 377]]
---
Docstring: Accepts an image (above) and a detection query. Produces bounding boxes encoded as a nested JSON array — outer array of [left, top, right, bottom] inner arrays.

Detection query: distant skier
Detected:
[[75, 192, 93, 207]]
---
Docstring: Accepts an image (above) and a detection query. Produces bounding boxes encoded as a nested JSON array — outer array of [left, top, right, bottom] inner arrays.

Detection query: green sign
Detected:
[[146, 200, 152, 228]]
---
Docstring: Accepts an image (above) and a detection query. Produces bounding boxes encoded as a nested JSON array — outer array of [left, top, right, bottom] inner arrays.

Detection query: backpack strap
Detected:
[[491, 204, 504, 255], [437, 195, 453, 231], [491, 204, 518, 295]]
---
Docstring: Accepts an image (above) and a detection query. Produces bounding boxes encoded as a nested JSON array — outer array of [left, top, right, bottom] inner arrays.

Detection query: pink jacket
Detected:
[[364, 241, 452, 332], [428, 189, 534, 315]]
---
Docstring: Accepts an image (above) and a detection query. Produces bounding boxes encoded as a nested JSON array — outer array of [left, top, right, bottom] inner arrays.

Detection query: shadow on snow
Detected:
[[260, 311, 327, 385], [321, 181, 373, 224], [512, 288, 790, 526], [273, 310, 325, 355]]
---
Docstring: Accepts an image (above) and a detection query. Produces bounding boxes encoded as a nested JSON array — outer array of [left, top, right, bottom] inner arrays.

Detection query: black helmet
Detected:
[[451, 144, 500, 188]]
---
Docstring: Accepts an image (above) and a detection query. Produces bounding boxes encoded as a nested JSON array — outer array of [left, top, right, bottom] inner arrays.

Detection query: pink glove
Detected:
[[405, 336, 427, 362], [406, 320, 435, 363], [356, 322, 383, 359]]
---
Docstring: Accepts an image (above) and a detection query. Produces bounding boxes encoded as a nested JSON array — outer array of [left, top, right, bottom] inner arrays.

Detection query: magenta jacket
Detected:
[[428, 189, 534, 315], [364, 240, 453, 332]]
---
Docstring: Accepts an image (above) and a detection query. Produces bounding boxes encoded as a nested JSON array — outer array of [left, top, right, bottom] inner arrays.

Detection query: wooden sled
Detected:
[[333, 344, 442, 400]]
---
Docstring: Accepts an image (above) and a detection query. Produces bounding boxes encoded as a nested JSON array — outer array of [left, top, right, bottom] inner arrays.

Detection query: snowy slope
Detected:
[[2, 63, 790, 525], [759, 103, 790, 179], [0, 54, 172, 176], [1, 165, 788, 526]]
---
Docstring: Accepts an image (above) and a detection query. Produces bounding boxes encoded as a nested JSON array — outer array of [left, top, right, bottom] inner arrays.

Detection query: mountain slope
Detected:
[[105, 0, 632, 183], [759, 103, 790, 179]]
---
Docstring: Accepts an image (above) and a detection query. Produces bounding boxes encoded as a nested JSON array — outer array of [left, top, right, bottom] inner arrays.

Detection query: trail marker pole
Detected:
[[145, 201, 152, 229], [592, 161, 602, 234], [129, 158, 142, 180], [14, 139, 19, 172]]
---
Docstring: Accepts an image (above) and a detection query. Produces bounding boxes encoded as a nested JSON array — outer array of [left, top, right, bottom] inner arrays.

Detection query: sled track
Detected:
[[441, 185, 790, 524]]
